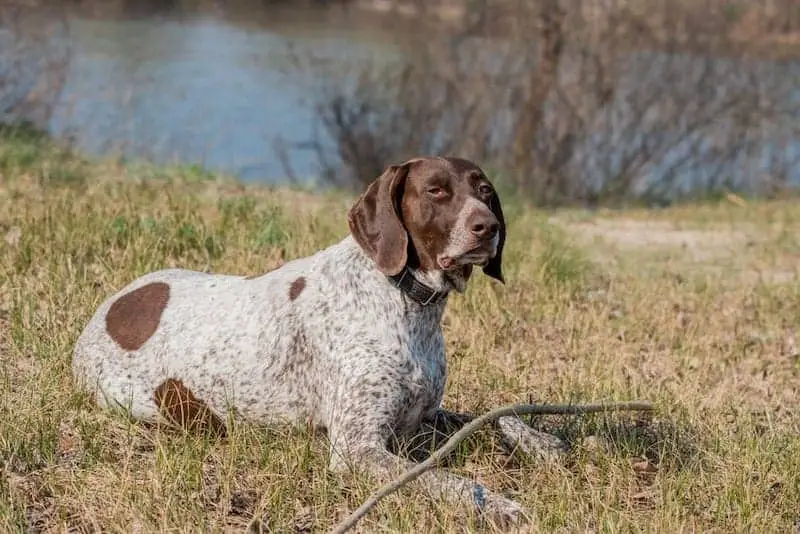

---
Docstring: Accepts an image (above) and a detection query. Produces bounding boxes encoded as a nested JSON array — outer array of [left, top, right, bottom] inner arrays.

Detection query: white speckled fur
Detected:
[[72, 161, 567, 527]]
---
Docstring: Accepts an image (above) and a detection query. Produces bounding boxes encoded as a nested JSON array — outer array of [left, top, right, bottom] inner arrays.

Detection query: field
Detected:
[[1, 131, 799, 533]]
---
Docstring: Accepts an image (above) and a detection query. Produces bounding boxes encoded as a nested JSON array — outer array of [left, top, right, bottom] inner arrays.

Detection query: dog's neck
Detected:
[[343, 235, 468, 308], [389, 261, 474, 306], [388, 267, 447, 306]]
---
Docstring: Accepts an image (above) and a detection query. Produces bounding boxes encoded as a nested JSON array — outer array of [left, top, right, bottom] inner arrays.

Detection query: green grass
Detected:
[[1, 130, 799, 532]]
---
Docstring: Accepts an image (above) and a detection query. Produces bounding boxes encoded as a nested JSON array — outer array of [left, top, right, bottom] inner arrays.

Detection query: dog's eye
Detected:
[[427, 187, 447, 198], [478, 184, 493, 195]]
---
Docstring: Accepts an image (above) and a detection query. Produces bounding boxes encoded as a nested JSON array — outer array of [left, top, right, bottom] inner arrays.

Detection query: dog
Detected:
[[72, 156, 566, 525]]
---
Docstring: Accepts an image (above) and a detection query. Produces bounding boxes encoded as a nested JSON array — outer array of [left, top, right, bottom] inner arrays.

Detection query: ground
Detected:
[[0, 136, 799, 532]]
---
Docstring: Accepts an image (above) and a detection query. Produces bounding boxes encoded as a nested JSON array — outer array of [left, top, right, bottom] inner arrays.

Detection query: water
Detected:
[[46, 4, 401, 184], [5, 2, 800, 192]]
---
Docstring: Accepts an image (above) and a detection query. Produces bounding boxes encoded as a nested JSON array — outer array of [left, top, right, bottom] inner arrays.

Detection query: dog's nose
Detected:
[[470, 217, 500, 239]]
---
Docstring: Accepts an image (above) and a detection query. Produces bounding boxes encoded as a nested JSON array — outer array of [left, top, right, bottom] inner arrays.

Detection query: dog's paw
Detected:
[[475, 486, 527, 529], [496, 416, 567, 463]]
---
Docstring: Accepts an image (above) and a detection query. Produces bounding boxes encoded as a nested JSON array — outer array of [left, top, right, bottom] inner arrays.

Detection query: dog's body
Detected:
[[73, 156, 565, 525], [73, 236, 447, 442]]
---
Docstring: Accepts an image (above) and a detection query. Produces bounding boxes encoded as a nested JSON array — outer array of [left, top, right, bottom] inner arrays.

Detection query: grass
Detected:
[[1, 130, 799, 533]]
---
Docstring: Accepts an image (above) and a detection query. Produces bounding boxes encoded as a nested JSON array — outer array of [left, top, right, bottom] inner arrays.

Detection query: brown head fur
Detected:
[[348, 156, 505, 283]]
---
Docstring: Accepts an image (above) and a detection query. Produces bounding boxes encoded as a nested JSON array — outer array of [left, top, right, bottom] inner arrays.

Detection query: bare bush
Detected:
[[0, 2, 71, 130], [280, 0, 800, 206]]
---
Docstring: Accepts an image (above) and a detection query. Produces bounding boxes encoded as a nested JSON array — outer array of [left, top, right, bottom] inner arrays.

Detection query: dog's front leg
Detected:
[[328, 435, 526, 527], [411, 408, 567, 464], [327, 414, 525, 527], [495, 415, 567, 462]]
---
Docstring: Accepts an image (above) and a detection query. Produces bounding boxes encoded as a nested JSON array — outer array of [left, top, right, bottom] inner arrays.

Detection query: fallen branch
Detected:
[[330, 400, 655, 534]]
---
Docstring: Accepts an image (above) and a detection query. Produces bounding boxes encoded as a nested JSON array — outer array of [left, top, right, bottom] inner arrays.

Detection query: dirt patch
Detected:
[[561, 219, 750, 261], [555, 217, 798, 284]]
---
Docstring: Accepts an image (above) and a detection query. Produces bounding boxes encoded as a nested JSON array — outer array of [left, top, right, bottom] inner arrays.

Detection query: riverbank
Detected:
[[60, 0, 800, 61], [1, 130, 799, 531], [6, 0, 798, 190], [351, 0, 800, 60]]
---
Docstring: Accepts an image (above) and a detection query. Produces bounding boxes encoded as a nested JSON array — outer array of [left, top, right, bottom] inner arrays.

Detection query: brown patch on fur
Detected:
[[347, 163, 411, 276], [153, 378, 226, 436], [105, 282, 170, 351], [289, 277, 306, 300]]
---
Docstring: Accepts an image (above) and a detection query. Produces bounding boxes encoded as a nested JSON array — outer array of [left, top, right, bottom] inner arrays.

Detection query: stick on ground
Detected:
[[329, 401, 655, 534]]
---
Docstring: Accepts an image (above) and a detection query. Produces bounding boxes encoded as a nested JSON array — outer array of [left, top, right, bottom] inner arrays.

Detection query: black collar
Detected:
[[388, 266, 446, 306]]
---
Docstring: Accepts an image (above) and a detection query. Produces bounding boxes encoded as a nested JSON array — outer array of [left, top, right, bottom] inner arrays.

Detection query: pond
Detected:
[[42, 3, 405, 184], [5, 1, 800, 192]]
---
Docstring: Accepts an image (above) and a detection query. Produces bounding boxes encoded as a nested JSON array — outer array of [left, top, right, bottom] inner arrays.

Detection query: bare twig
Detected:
[[329, 400, 655, 534]]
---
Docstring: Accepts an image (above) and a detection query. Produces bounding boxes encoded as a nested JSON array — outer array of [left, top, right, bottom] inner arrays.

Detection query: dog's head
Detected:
[[348, 156, 505, 292]]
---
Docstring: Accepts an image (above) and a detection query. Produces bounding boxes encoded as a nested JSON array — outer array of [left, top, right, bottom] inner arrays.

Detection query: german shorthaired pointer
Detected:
[[72, 156, 566, 526]]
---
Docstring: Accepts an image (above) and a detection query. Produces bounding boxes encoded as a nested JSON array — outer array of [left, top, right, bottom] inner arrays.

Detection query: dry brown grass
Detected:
[[1, 135, 799, 532]]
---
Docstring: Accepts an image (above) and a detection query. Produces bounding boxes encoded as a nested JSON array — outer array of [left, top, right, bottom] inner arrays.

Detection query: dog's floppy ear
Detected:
[[483, 192, 506, 283], [348, 162, 412, 276]]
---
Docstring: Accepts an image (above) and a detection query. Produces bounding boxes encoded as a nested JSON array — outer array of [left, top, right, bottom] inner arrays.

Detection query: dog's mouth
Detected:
[[437, 246, 494, 271], [441, 264, 473, 292]]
